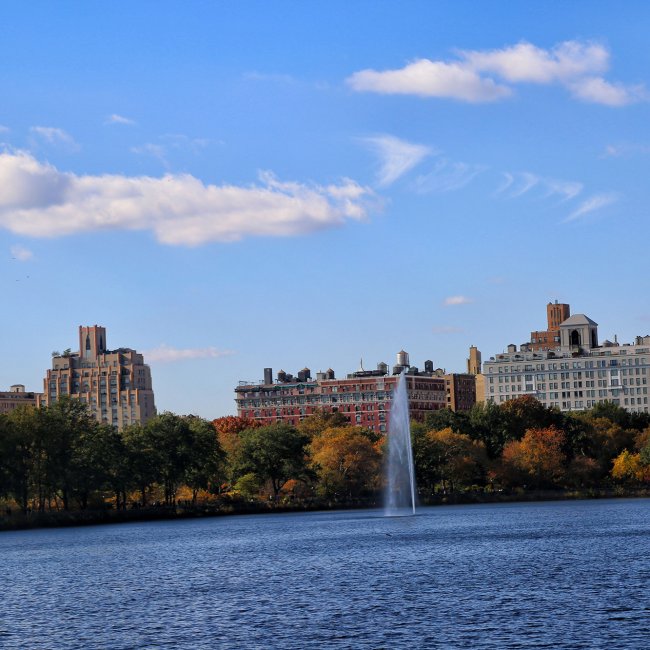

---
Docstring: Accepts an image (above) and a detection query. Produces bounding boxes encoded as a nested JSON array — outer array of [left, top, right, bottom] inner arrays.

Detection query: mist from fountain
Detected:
[[384, 371, 417, 516]]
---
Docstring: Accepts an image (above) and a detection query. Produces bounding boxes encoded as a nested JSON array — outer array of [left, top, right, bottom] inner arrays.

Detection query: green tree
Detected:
[[183, 416, 225, 503], [235, 424, 311, 498]]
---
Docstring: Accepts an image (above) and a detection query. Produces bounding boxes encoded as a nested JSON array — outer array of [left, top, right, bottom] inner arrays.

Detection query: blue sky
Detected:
[[2, 2, 650, 417]]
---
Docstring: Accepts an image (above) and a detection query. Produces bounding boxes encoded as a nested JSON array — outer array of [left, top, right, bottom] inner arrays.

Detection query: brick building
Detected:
[[529, 301, 571, 351], [235, 351, 476, 432]]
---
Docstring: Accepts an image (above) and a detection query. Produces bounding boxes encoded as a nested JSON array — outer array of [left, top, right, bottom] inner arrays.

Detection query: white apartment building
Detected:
[[483, 314, 650, 413]]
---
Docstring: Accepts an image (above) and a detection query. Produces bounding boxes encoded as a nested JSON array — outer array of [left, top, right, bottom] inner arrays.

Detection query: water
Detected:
[[385, 371, 417, 515], [2, 499, 650, 649]]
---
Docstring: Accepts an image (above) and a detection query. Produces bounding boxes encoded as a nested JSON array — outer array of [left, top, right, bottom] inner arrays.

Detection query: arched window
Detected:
[[570, 330, 581, 347]]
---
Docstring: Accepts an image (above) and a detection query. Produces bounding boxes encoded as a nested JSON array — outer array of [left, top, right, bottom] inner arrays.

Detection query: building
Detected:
[[467, 345, 486, 404], [483, 304, 650, 413], [43, 325, 156, 429], [0, 384, 43, 415], [235, 351, 477, 431], [529, 301, 571, 351]]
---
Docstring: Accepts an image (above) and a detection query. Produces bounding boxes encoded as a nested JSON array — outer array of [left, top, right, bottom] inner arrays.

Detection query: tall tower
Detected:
[[79, 325, 107, 361], [467, 346, 482, 375], [547, 301, 570, 331]]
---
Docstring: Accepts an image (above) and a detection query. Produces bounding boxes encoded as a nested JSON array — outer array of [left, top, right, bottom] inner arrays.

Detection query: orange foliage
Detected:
[[212, 416, 262, 435], [501, 426, 566, 488], [310, 426, 382, 498]]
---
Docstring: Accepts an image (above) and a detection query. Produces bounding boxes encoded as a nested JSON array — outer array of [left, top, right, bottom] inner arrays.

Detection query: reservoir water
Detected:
[[2, 498, 650, 649]]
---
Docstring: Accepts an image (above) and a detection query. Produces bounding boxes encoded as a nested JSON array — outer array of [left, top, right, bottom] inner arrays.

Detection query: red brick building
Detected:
[[235, 352, 476, 432]]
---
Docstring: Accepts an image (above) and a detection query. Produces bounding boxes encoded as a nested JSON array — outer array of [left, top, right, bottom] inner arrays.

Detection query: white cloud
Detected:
[[461, 41, 609, 84], [105, 113, 136, 126], [431, 325, 464, 334], [361, 134, 432, 186], [348, 40, 644, 106], [566, 193, 618, 222], [413, 159, 485, 193], [444, 295, 473, 306], [10, 244, 33, 261], [0, 151, 374, 246], [567, 77, 646, 106], [29, 126, 79, 150], [144, 344, 235, 363], [347, 58, 511, 102], [0, 125, 9, 133]]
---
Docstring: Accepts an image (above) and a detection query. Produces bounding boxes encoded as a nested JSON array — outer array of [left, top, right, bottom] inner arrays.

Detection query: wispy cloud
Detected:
[[29, 126, 79, 151], [132, 134, 221, 168], [131, 143, 169, 167], [496, 171, 583, 201], [347, 40, 644, 106], [10, 244, 33, 261], [145, 344, 235, 363], [361, 134, 432, 186], [601, 142, 650, 158], [413, 159, 485, 193], [0, 151, 375, 246], [0, 125, 9, 134], [431, 325, 464, 334], [566, 193, 619, 222], [244, 71, 295, 84], [105, 113, 136, 126], [444, 295, 473, 306]]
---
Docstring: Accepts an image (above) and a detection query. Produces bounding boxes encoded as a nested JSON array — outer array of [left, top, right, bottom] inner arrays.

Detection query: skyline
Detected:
[[2, 2, 650, 417]]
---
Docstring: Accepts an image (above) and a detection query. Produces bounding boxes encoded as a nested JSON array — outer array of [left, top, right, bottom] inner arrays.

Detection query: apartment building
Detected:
[[43, 325, 156, 429]]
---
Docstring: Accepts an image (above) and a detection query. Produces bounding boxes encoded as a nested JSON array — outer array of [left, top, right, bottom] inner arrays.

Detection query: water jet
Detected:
[[384, 371, 416, 516]]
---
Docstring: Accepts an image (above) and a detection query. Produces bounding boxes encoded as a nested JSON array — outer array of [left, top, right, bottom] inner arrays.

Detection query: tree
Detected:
[[425, 428, 487, 494], [500, 426, 566, 489], [43, 398, 99, 510], [235, 424, 311, 498], [297, 410, 350, 439], [183, 416, 224, 503], [142, 413, 196, 505], [584, 418, 636, 475], [611, 450, 643, 484], [309, 426, 381, 499], [68, 423, 125, 509], [213, 416, 262, 490]]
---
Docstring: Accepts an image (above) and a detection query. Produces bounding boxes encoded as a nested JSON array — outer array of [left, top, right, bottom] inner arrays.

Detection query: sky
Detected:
[[2, 1, 650, 418]]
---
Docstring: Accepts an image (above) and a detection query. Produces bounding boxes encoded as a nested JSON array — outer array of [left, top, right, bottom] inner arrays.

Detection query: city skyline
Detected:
[[2, 3, 650, 417]]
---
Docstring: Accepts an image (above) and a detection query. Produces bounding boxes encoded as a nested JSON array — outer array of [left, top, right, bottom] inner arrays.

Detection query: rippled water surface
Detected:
[[2, 499, 650, 649]]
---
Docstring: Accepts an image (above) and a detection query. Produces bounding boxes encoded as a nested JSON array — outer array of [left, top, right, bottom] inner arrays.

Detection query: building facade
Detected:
[[43, 325, 156, 429], [0, 384, 43, 415], [484, 308, 650, 413], [235, 351, 476, 431]]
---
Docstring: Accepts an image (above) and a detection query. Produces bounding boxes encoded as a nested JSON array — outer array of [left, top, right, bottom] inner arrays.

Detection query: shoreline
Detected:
[[2, 487, 649, 532]]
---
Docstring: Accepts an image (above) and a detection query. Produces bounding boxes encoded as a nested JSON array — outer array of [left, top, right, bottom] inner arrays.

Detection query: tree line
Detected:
[[2, 395, 650, 516]]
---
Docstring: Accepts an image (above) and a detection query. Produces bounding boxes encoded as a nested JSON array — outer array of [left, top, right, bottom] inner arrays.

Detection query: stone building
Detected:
[[0, 384, 43, 415], [483, 306, 650, 413]]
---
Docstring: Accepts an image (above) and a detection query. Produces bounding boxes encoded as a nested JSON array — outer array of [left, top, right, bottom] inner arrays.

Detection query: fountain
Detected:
[[384, 371, 417, 515]]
